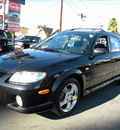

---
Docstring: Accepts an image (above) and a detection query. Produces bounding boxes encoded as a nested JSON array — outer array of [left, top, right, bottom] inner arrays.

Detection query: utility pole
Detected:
[[59, 0, 63, 32], [3, 0, 6, 30]]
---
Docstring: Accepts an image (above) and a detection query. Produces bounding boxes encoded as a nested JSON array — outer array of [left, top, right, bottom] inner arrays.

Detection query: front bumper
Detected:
[[7, 101, 54, 113], [0, 80, 54, 113], [0, 68, 56, 114]]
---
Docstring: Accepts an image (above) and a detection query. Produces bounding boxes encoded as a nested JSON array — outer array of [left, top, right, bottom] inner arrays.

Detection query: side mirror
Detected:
[[89, 48, 107, 60], [93, 48, 107, 55]]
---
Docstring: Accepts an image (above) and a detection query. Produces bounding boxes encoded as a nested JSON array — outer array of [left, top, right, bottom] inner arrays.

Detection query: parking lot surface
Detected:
[[0, 82, 120, 130]]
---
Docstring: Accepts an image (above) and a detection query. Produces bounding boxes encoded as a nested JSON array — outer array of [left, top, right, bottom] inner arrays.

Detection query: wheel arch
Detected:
[[51, 69, 86, 99], [69, 74, 85, 96]]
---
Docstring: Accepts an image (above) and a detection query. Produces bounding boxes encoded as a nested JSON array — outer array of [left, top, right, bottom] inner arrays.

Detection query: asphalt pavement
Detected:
[[0, 82, 120, 130]]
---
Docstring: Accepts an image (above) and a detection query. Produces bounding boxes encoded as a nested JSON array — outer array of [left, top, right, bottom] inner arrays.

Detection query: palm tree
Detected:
[[107, 18, 117, 33]]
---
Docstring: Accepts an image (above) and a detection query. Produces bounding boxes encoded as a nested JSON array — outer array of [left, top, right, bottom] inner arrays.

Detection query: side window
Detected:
[[95, 36, 108, 52], [109, 36, 120, 52]]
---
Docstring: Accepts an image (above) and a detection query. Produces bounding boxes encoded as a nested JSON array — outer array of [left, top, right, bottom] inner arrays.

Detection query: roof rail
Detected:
[[69, 28, 104, 31]]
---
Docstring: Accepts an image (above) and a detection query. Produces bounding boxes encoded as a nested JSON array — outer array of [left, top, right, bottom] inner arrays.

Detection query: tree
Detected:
[[37, 25, 46, 29], [107, 18, 117, 33]]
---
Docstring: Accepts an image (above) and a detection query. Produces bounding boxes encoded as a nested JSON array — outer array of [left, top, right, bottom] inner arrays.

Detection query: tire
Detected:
[[52, 78, 81, 117]]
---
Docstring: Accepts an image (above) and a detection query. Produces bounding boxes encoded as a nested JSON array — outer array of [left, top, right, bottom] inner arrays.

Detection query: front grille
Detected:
[[0, 70, 7, 78], [0, 42, 7, 46]]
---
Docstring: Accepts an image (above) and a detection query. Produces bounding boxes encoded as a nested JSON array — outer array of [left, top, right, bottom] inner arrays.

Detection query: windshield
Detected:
[[0, 30, 7, 38], [21, 36, 32, 41], [36, 32, 95, 55]]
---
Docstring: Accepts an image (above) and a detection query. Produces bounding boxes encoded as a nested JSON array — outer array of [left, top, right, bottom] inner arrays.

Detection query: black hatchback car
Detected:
[[0, 29, 120, 116]]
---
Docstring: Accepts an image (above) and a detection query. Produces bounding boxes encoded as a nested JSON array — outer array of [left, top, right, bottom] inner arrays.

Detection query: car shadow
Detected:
[[38, 82, 120, 119], [0, 102, 7, 112]]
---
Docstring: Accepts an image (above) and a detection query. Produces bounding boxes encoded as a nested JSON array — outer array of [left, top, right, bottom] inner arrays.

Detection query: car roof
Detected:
[[63, 28, 120, 38]]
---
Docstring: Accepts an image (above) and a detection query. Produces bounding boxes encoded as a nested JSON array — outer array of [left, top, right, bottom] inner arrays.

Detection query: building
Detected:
[[15, 27, 54, 40]]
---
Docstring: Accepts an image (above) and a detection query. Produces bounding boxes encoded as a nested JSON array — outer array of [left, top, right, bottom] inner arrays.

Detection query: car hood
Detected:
[[0, 37, 11, 41], [0, 49, 81, 73], [15, 40, 31, 44]]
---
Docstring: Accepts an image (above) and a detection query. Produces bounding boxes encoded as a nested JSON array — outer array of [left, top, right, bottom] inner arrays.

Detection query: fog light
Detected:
[[16, 95, 23, 107]]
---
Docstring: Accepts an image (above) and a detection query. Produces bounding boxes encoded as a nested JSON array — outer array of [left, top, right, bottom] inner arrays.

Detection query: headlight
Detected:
[[9, 71, 46, 84], [8, 41, 13, 46]]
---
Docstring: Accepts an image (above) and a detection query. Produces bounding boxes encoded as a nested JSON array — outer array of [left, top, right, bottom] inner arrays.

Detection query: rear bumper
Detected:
[[7, 102, 54, 113]]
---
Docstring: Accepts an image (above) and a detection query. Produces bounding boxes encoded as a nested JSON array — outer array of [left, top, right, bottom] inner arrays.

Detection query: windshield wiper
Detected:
[[42, 48, 70, 54]]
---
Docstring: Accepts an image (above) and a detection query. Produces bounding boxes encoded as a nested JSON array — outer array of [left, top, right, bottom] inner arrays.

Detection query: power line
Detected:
[[69, 0, 84, 13], [80, 0, 96, 17], [37, 1, 60, 15], [64, 0, 78, 15], [80, 0, 120, 5]]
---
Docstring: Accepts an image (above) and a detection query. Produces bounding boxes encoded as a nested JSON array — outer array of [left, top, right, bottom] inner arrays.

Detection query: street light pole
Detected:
[[2, 0, 6, 30], [59, 0, 63, 32]]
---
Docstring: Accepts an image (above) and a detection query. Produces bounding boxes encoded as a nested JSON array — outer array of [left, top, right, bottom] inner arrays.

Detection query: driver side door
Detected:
[[89, 35, 114, 87]]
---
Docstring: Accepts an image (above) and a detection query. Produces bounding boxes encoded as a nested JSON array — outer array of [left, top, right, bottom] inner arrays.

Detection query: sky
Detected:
[[0, 0, 120, 31]]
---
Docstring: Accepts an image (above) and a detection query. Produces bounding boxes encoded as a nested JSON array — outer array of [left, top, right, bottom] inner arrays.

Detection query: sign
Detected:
[[7, 1, 21, 32], [0, 15, 2, 29], [10, 0, 25, 5], [9, 1, 21, 12], [7, 23, 20, 32], [0, 0, 3, 4], [0, 15, 2, 20]]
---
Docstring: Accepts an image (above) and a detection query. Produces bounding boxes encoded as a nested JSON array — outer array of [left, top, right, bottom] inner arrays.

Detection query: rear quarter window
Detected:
[[109, 36, 120, 52]]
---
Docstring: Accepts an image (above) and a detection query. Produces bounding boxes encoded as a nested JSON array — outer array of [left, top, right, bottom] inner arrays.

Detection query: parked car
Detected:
[[0, 29, 14, 53], [14, 35, 42, 49], [0, 29, 120, 117]]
